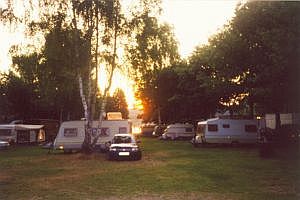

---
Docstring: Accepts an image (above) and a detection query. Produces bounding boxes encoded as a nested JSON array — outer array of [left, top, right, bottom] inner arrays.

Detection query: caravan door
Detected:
[[194, 123, 206, 144]]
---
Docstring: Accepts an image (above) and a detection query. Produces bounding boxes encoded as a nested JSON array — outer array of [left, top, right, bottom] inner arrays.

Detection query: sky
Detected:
[[161, 0, 238, 58], [0, 0, 239, 109]]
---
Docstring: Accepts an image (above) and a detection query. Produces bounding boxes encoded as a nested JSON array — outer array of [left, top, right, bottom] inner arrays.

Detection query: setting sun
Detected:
[[100, 0, 238, 110], [0, 0, 238, 111], [0, 1, 298, 198], [98, 67, 136, 109]]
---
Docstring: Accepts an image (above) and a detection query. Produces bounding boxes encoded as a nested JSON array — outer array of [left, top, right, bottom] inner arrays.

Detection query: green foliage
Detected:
[[0, 73, 36, 121], [105, 88, 129, 119], [151, 63, 220, 124], [138, 1, 300, 124], [127, 0, 179, 123], [2, 14, 91, 122], [189, 1, 300, 117], [230, 1, 300, 113]]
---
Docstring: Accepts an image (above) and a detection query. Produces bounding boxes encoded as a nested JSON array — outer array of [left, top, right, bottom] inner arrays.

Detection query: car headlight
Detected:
[[110, 147, 117, 151], [132, 147, 139, 151]]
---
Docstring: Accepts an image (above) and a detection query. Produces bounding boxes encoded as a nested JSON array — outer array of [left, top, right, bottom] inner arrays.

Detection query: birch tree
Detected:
[[0, 0, 126, 153], [71, 0, 125, 153]]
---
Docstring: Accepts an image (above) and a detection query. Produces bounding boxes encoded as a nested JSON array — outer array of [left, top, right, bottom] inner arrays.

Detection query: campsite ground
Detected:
[[0, 138, 299, 200]]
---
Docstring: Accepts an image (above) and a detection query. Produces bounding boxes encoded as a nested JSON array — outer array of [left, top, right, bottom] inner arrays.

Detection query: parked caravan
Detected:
[[161, 123, 195, 140], [0, 124, 45, 144], [53, 119, 132, 152], [265, 113, 300, 129], [193, 118, 258, 145], [24, 119, 60, 142]]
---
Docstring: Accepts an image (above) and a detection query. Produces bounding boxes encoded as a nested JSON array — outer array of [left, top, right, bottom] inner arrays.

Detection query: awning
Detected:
[[0, 124, 44, 130], [15, 124, 44, 130]]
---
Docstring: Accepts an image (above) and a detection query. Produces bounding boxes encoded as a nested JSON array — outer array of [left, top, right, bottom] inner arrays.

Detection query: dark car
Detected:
[[107, 134, 142, 161]]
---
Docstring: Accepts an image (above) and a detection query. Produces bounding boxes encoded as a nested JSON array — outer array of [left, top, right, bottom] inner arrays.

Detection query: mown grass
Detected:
[[0, 138, 299, 200]]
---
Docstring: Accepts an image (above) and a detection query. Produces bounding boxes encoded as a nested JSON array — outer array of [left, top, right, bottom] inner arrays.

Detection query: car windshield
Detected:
[[113, 136, 132, 144]]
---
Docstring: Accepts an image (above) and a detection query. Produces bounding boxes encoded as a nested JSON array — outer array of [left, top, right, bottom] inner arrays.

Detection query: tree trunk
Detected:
[[92, 0, 119, 146], [71, 2, 95, 154], [78, 75, 92, 154], [91, 7, 100, 123]]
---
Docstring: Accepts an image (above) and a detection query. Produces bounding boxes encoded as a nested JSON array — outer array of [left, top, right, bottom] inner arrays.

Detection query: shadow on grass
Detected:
[[193, 142, 259, 149], [259, 143, 300, 160]]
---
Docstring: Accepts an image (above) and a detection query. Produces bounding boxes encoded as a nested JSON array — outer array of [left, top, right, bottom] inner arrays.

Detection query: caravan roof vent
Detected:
[[107, 112, 122, 120]]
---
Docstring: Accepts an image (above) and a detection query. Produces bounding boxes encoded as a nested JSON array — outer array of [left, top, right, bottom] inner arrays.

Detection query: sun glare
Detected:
[[0, 0, 238, 112], [98, 66, 137, 110]]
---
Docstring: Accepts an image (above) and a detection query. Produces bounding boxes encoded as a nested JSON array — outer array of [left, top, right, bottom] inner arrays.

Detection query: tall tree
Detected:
[[10, 14, 88, 121], [189, 1, 300, 122], [0, 0, 129, 153], [127, 0, 179, 124], [231, 1, 300, 116]]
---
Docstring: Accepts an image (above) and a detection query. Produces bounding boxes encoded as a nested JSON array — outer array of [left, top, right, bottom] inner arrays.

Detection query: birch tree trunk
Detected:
[[71, 1, 93, 153], [92, 0, 119, 146], [78, 74, 92, 153]]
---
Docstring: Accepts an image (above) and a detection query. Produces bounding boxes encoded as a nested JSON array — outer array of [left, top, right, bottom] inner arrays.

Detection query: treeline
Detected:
[[0, 24, 129, 122], [0, 69, 129, 122], [0, 1, 299, 126], [138, 1, 300, 124]]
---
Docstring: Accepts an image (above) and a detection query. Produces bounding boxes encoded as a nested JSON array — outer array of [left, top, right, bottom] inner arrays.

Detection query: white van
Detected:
[[193, 118, 258, 145], [53, 119, 132, 152], [161, 123, 195, 140]]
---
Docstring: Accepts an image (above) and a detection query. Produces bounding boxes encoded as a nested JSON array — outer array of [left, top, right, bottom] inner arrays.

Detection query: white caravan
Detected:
[[53, 119, 132, 152], [194, 118, 258, 145], [0, 124, 45, 144], [161, 123, 195, 140]]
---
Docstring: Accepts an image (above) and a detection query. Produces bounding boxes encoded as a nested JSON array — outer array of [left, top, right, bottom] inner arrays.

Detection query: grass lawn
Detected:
[[0, 138, 299, 200]]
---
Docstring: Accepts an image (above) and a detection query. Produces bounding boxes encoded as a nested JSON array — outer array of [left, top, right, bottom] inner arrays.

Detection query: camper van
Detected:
[[193, 118, 259, 145], [161, 123, 195, 140], [0, 124, 45, 144], [53, 119, 132, 152]]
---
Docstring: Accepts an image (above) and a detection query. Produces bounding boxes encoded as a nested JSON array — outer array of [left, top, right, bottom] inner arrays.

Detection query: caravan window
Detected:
[[119, 127, 127, 134], [0, 129, 11, 136], [64, 128, 77, 137], [208, 124, 218, 132], [245, 125, 257, 133], [223, 124, 230, 128], [185, 128, 193, 132]]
